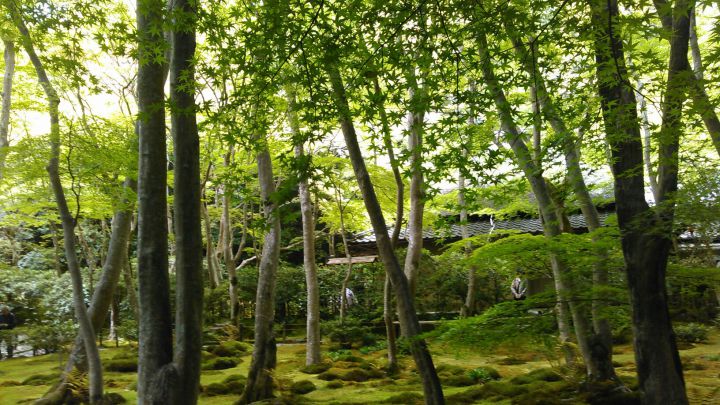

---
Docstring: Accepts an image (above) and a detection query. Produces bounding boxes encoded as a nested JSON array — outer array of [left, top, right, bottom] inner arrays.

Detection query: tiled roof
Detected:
[[351, 212, 613, 243]]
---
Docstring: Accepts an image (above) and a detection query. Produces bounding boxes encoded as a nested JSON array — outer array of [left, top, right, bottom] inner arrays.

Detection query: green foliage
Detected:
[[322, 318, 378, 349], [673, 323, 710, 343], [468, 367, 501, 383]]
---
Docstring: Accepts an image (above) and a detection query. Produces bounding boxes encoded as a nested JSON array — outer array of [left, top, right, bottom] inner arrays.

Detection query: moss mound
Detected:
[[317, 370, 341, 381], [22, 373, 59, 386], [326, 380, 343, 389], [212, 340, 249, 357], [510, 368, 563, 384], [339, 368, 371, 382], [333, 354, 365, 363], [436, 364, 466, 376], [443, 374, 476, 387], [203, 374, 247, 396], [290, 380, 316, 395], [100, 393, 127, 404], [202, 356, 239, 370], [105, 358, 138, 372], [382, 392, 424, 404], [299, 362, 331, 374]]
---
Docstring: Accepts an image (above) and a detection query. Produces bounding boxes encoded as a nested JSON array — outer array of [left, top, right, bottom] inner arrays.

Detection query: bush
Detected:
[[322, 318, 378, 348], [105, 358, 138, 372], [300, 362, 331, 374], [674, 323, 710, 343], [290, 380, 316, 395], [202, 357, 239, 370], [468, 367, 501, 383]]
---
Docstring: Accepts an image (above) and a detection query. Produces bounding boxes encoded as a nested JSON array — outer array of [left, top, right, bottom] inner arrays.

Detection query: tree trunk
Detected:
[[0, 40, 14, 181], [504, 21, 618, 380], [653, 0, 720, 158], [404, 80, 425, 297], [49, 221, 64, 276], [459, 119, 474, 318], [369, 73, 401, 366], [286, 87, 321, 365], [39, 181, 135, 404], [325, 59, 444, 405], [476, 29, 602, 380], [170, 0, 203, 401], [337, 199, 353, 323], [240, 142, 281, 404], [9, 5, 104, 402], [202, 202, 221, 289], [588, 0, 690, 402], [136, 0, 173, 402]]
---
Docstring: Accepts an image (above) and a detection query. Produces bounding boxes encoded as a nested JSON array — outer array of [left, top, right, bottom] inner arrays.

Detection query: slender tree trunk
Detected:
[[9, 5, 103, 402], [39, 181, 135, 404], [77, 223, 98, 295], [326, 59, 444, 405], [0, 40, 14, 181], [337, 203, 353, 323], [286, 87, 321, 365], [404, 82, 425, 297], [170, 0, 203, 401], [240, 141, 281, 404], [202, 202, 221, 289], [369, 73, 401, 368], [136, 0, 173, 402], [124, 254, 140, 322], [589, 0, 690, 402], [476, 29, 602, 380], [653, 0, 720, 158], [49, 221, 64, 276], [459, 119, 474, 318]]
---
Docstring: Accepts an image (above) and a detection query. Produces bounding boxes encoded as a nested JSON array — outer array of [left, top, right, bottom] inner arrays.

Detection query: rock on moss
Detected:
[[290, 380, 316, 395]]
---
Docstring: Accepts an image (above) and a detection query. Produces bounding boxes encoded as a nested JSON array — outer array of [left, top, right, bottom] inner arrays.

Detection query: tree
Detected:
[[587, 0, 691, 402], [6, 2, 104, 402], [0, 39, 13, 181], [325, 53, 445, 405]]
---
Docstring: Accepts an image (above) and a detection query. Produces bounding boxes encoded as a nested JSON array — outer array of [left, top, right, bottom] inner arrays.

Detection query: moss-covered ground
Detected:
[[1, 330, 719, 404]]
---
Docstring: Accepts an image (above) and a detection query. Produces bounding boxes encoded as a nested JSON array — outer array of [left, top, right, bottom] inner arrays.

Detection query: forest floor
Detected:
[[0, 329, 719, 404]]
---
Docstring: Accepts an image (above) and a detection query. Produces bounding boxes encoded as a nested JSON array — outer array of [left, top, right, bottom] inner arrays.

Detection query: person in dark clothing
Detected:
[[0, 306, 16, 358]]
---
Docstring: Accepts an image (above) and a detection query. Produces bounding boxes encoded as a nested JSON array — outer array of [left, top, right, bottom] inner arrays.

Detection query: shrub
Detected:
[[468, 367, 500, 383], [382, 392, 424, 404], [322, 318, 378, 348], [290, 380, 316, 395], [202, 357, 239, 370], [674, 323, 710, 343], [300, 362, 331, 374], [105, 358, 138, 372]]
